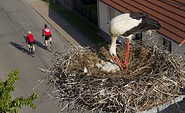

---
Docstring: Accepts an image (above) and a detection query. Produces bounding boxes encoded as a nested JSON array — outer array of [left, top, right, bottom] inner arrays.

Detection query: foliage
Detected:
[[0, 70, 39, 113], [80, 0, 97, 5]]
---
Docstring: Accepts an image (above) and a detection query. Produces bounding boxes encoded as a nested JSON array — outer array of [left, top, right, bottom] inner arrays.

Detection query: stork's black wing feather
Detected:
[[122, 17, 161, 37], [129, 12, 148, 20]]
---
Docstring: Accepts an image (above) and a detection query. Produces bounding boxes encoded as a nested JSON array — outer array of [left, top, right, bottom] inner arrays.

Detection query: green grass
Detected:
[[44, 1, 104, 44]]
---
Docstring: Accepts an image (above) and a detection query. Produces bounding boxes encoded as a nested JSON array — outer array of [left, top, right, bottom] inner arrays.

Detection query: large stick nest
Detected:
[[47, 41, 185, 113]]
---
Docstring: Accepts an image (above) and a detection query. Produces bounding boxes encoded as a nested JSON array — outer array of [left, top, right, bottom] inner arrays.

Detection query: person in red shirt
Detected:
[[26, 31, 35, 52], [42, 24, 52, 47]]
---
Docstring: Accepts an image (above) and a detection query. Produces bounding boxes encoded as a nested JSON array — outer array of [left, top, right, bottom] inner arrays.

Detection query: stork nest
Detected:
[[46, 41, 185, 113]]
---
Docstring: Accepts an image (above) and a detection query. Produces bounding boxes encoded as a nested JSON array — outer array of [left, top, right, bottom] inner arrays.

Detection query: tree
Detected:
[[0, 70, 38, 113]]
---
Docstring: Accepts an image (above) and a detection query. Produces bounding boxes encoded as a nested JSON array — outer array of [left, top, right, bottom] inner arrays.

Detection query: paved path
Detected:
[[26, 0, 94, 47], [0, 0, 76, 113]]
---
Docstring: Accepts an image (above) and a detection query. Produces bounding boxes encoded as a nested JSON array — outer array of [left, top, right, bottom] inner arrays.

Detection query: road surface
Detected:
[[0, 0, 73, 113]]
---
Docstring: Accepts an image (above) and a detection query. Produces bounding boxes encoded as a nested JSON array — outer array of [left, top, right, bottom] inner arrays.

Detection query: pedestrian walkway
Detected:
[[26, 0, 94, 48]]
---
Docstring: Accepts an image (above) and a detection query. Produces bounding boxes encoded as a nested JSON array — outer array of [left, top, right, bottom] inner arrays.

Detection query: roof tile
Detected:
[[101, 0, 185, 43]]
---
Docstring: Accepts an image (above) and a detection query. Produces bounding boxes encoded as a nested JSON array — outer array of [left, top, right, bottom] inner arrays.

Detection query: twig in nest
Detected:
[[44, 42, 185, 113]]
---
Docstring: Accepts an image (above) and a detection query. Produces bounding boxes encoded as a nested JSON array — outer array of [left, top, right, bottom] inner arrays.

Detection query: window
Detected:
[[163, 38, 172, 52]]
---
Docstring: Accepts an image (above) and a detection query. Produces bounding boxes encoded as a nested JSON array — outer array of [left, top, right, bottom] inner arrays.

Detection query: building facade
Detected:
[[97, 0, 185, 59]]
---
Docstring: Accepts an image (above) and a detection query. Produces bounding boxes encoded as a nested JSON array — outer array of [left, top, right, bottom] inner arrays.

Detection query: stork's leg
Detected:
[[113, 56, 123, 70], [124, 38, 130, 69]]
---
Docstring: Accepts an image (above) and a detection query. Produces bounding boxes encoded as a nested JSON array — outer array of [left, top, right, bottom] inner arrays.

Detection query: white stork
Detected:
[[109, 12, 161, 70]]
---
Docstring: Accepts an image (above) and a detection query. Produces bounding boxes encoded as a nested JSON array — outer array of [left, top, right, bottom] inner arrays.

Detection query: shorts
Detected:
[[44, 34, 52, 40], [28, 41, 35, 46]]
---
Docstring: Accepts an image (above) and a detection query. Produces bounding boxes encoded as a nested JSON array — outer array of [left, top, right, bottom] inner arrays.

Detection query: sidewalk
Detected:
[[27, 0, 94, 48]]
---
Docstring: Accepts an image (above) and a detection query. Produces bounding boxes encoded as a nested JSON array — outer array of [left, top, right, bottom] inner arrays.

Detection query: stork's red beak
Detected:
[[113, 56, 123, 70]]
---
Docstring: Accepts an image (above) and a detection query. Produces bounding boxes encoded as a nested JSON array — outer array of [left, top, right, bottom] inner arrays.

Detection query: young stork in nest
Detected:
[[109, 12, 161, 70]]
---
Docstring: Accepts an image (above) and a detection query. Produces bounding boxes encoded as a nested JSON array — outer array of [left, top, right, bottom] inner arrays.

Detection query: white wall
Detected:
[[98, 1, 121, 35], [98, 1, 109, 34]]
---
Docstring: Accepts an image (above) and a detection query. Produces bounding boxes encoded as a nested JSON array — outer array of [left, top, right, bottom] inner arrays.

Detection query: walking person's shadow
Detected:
[[23, 36, 46, 50], [25, 36, 48, 51], [10, 36, 48, 57], [34, 39, 46, 50]]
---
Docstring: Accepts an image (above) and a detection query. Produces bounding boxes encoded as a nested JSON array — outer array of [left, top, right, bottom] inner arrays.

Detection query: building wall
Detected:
[[73, 0, 81, 12], [173, 42, 185, 60], [98, 1, 121, 36], [98, 1, 109, 35], [143, 32, 185, 59], [54, 0, 73, 11]]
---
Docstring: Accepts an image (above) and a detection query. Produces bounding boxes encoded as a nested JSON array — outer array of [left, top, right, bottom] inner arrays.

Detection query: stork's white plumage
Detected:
[[109, 12, 161, 70]]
